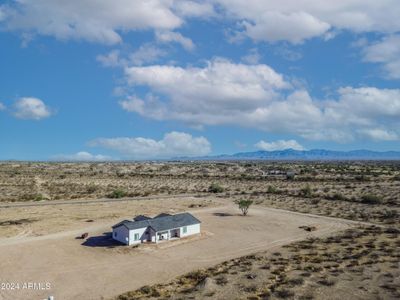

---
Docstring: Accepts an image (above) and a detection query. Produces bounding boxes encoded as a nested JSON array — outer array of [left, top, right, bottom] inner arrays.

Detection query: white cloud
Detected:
[[326, 87, 400, 122], [0, 0, 400, 47], [274, 45, 303, 61], [241, 48, 261, 64], [0, 102, 5, 111], [96, 50, 121, 68], [97, 45, 167, 68], [255, 139, 304, 151], [53, 151, 112, 161], [129, 44, 166, 66], [214, 0, 400, 43], [120, 59, 400, 142], [89, 131, 211, 159], [13, 97, 53, 120], [155, 31, 195, 51], [242, 11, 331, 44], [2, 1, 400, 46], [0, 0, 182, 44], [173, 1, 215, 18], [123, 58, 290, 119], [359, 129, 398, 141], [362, 35, 400, 79]]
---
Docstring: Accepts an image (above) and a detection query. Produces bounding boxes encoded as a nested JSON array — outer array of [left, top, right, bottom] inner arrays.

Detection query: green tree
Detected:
[[235, 199, 253, 216]]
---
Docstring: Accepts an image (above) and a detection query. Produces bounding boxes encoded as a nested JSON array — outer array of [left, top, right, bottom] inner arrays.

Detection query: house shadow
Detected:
[[81, 232, 124, 248], [213, 212, 234, 217]]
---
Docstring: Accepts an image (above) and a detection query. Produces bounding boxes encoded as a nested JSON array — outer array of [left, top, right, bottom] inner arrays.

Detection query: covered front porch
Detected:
[[155, 228, 180, 243]]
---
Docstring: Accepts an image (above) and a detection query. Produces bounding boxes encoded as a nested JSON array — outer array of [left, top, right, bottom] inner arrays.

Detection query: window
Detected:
[[182, 226, 187, 234], [114, 232, 117, 237], [134, 233, 140, 241]]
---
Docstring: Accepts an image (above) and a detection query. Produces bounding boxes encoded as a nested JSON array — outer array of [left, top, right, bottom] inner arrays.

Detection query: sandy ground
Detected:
[[0, 203, 357, 300], [0, 195, 218, 238]]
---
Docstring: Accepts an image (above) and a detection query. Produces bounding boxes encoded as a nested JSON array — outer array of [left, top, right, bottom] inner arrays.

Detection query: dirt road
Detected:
[[0, 204, 359, 300]]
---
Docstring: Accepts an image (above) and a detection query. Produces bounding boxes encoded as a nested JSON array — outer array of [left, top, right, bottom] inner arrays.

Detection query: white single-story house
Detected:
[[112, 212, 201, 245]]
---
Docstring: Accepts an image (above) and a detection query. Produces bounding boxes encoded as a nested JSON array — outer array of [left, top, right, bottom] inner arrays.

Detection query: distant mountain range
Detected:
[[178, 149, 400, 161]]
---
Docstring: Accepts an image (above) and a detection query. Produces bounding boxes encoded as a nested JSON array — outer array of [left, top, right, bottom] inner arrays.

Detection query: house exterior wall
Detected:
[[128, 227, 149, 245], [112, 225, 130, 245], [113, 222, 201, 245], [180, 223, 201, 237]]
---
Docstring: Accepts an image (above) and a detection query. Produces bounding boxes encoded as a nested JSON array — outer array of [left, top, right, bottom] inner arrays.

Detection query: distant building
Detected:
[[112, 212, 201, 245]]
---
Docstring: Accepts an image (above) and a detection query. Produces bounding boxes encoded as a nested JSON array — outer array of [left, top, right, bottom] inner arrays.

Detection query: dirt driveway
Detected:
[[0, 204, 356, 300]]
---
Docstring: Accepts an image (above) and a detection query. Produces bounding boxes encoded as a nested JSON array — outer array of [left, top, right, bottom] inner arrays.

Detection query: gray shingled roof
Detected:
[[112, 212, 201, 232]]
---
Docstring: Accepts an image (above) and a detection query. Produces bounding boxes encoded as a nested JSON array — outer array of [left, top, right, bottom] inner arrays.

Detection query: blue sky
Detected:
[[0, 1, 399, 160]]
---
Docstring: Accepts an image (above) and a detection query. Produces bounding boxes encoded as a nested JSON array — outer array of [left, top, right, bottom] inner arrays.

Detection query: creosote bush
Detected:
[[33, 193, 46, 201], [360, 194, 382, 204], [208, 183, 224, 193], [107, 189, 127, 199], [300, 185, 313, 198]]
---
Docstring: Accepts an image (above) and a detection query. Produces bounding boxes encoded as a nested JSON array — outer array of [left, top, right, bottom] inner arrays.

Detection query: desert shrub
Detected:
[[185, 270, 208, 284], [300, 185, 313, 198], [107, 189, 126, 199], [215, 276, 228, 285], [382, 210, 399, 220], [354, 175, 370, 181], [138, 285, 152, 294], [275, 288, 294, 298], [298, 293, 314, 300], [286, 172, 295, 180], [139, 285, 161, 297], [86, 185, 97, 193], [360, 194, 382, 204], [327, 193, 347, 201], [317, 278, 336, 286], [267, 185, 278, 193], [288, 277, 304, 286], [33, 193, 46, 201], [208, 183, 224, 193]]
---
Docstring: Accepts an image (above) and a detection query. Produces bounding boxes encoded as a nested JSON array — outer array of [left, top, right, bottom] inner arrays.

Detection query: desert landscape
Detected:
[[0, 161, 398, 299], [3, 1, 400, 299]]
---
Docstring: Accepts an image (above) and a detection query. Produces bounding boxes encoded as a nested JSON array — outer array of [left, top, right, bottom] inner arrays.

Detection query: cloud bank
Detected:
[[89, 131, 211, 159], [53, 151, 112, 161], [0, 0, 182, 44], [255, 139, 304, 151], [362, 35, 400, 79], [120, 59, 400, 142], [2, 1, 400, 45]]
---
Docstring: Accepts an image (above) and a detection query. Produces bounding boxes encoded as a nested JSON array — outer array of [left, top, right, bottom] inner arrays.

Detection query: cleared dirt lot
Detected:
[[0, 195, 218, 238], [0, 203, 355, 300]]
